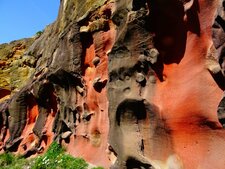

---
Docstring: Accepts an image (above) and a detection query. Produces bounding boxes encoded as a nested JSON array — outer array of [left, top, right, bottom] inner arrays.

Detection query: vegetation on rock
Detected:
[[0, 38, 36, 101], [0, 142, 103, 169]]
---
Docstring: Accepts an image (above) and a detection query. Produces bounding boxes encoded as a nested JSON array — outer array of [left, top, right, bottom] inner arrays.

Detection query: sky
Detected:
[[0, 0, 60, 44]]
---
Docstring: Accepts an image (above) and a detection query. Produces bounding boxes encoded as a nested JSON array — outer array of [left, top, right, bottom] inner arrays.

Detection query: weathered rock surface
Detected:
[[2, 0, 225, 168], [0, 38, 36, 101]]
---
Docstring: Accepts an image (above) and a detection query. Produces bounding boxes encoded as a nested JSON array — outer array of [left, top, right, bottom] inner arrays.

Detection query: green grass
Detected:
[[32, 142, 88, 169], [0, 153, 30, 169], [0, 142, 104, 169]]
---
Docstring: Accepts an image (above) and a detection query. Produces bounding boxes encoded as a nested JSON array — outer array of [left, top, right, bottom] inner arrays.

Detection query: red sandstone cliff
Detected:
[[1, 0, 225, 168]]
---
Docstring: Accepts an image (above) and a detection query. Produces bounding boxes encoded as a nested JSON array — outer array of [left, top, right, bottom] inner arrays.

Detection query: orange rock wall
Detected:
[[1, 0, 225, 169]]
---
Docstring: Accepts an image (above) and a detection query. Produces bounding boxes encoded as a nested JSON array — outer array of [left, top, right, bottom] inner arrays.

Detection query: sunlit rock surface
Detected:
[[1, 0, 225, 168], [0, 38, 35, 101]]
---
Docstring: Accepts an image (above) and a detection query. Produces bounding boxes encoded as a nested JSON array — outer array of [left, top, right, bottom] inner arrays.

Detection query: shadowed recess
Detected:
[[116, 99, 148, 125]]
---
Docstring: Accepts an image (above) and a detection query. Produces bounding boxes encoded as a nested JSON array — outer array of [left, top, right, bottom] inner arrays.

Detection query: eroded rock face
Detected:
[[0, 38, 36, 101], [212, 0, 225, 126], [1, 0, 225, 169]]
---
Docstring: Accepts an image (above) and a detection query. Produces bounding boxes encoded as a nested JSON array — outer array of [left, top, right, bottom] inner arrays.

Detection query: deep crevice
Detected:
[[80, 32, 94, 76], [126, 157, 152, 169]]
